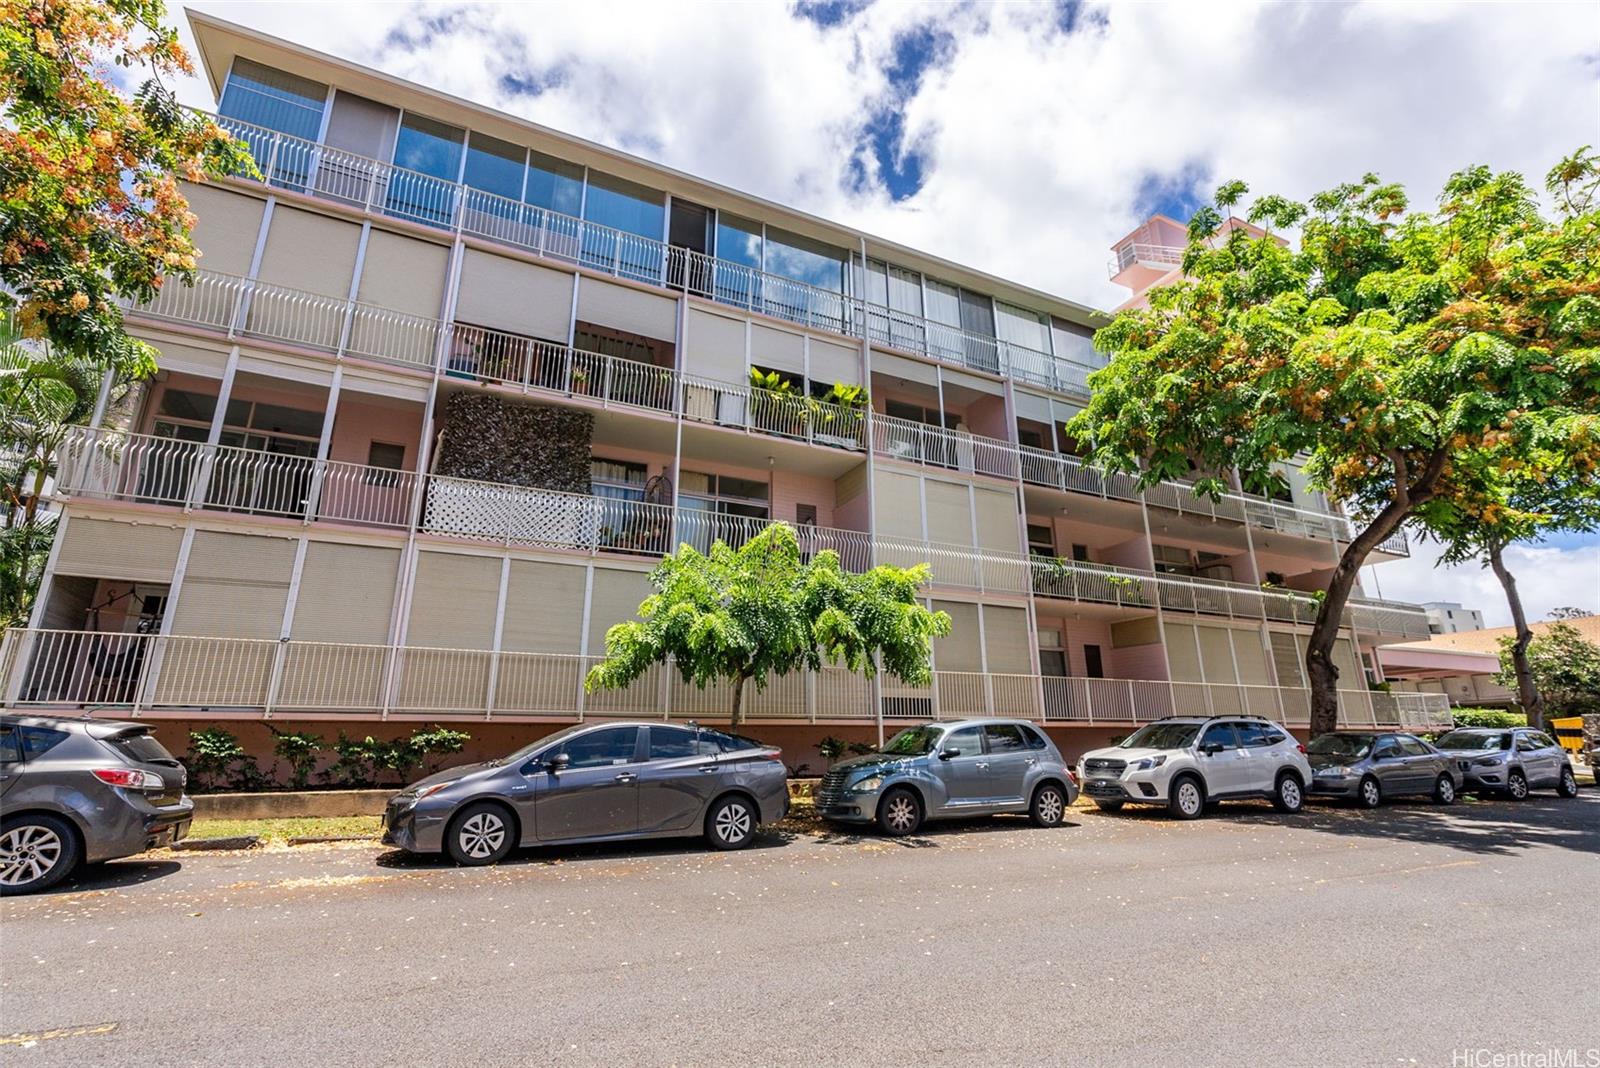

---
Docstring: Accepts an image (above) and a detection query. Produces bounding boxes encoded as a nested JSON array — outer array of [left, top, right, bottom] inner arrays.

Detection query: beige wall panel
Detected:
[[686, 307, 747, 383], [924, 480, 972, 546], [973, 487, 1020, 553], [179, 182, 264, 277], [576, 278, 676, 342], [256, 206, 361, 297], [586, 568, 653, 654], [810, 338, 861, 387], [289, 542, 401, 644], [872, 470, 923, 540], [501, 560, 586, 654], [54, 520, 182, 584], [454, 249, 573, 340], [932, 600, 982, 673], [751, 324, 805, 375], [983, 605, 1032, 674], [406, 552, 502, 649], [356, 229, 449, 313]]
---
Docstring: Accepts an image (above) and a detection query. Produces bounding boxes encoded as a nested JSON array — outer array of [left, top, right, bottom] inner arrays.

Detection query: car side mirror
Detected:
[[1200, 742, 1223, 756], [545, 752, 570, 772], [940, 748, 960, 760]]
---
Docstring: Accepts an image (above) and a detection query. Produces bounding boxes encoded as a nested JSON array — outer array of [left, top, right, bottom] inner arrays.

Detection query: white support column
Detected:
[[336, 222, 374, 356], [186, 345, 241, 511], [576, 564, 594, 720], [263, 536, 310, 717], [485, 555, 510, 719], [859, 235, 881, 733], [303, 365, 343, 523], [669, 291, 686, 547], [976, 602, 994, 715], [89, 370, 115, 429]]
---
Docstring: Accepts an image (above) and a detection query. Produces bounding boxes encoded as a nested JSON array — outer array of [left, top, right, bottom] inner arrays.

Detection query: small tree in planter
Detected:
[[586, 522, 951, 726]]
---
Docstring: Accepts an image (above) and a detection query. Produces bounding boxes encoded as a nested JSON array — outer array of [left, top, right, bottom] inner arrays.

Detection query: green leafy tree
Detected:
[[1496, 623, 1600, 717], [586, 523, 951, 726], [1073, 153, 1600, 736], [1413, 149, 1600, 728], [186, 726, 246, 792], [1, 0, 254, 377]]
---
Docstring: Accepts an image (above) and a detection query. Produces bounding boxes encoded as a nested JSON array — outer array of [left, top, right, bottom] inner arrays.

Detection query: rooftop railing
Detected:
[[209, 112, 1098, 396], [1108, 241, 1185, 278], [0, 627, 1453, 728]]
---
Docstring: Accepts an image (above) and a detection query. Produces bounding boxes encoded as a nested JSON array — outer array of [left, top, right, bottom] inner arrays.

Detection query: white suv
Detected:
[[1078, 716, 1313, 819]]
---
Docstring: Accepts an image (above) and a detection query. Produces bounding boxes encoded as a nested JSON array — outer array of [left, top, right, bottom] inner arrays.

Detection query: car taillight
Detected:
[[1067, 768, 1079, 785], [1296, 743, 1307, 755], [93, 768, 164, 790], [763, 748, 784, 763]]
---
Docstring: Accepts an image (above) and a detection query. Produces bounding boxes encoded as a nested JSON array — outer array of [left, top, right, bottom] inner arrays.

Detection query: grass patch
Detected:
[[188, 816, 383, 843]]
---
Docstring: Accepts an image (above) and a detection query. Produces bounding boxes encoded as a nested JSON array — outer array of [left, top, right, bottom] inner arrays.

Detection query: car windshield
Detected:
[[1434, 731, 1506, 751], [504, 725, 589, 763], [1118, 722, 1201, 750], [1307, 734, 1375, 758], [880, 726, 944, 756]]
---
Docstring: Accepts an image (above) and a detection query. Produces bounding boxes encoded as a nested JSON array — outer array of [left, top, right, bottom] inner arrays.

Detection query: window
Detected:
[[983, 724, 1028, 753], [680, 472, 769, 551], [523, 151, 584, 217], [1071, 544, 1090, 562], [1026, 523, 1055, 558], [1528, 732, 1557, 750], [389, 113, 465, 225], [767, 228, 847, 294], [463, 132, 525, 201], [1234, 722, 1272, 748], [647, 727, 698, 761], [1153, 544, 1195, 576], [694, 729, 763, 756], [219, 58, 327, 142], [1017, 725, 1050, 751], [557, 727, 639, 768], [19, 727, 69, 759], [1515, 733, 1541, 753], [1199, 724, 1239, 750], [1083, 645, 1104, 679], [1397, 736, 1432, 757], [0, 726, 20, 764], [582, 171, 665, 281], [367, 442, 406, 470], [796, 504, 818, 526], [591, 458, 649, 501], [884, 399, 956, 430], [1372, 738, 1403, 760], [941, 726, 983, 756]]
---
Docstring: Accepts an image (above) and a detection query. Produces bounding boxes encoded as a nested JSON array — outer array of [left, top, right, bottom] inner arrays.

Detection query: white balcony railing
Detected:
[[1108, 242, 1185, 278], [871, 413, 1019, 480], [209, 112, 1099, 395], [0, 627, 1455, 729], [55, 427, 417, 530]]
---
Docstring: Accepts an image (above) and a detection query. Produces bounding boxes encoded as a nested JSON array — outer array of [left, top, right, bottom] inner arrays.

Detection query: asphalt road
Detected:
[[3, 793, 1598, 1068]]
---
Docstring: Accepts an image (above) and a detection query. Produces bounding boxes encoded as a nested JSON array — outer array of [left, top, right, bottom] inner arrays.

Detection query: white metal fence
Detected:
[[1, 627, 1454, 729]]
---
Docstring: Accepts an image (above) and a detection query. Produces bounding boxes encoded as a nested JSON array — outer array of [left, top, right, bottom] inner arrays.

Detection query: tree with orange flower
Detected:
[[1072, 149, 1600, 737], [1, 0, 253, 377]]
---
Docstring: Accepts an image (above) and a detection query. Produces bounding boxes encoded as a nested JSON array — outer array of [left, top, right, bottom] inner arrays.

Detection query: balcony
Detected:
[[871, 413, 1019, 480], [207, 112, 1098, 397], [1029, 557, 1431, 637], [56, 427, 417, 530], [0, 627, 1453, 729], [1107, 241, 1184, 282]]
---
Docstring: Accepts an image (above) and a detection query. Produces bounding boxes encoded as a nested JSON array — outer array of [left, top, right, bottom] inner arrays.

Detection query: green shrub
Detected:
[[815, 735, 847, 762], [269, 728, 324, 790], [185, 727, 265, 792], [323, 733, 382, 788], [1449, 707, 1526, 729]]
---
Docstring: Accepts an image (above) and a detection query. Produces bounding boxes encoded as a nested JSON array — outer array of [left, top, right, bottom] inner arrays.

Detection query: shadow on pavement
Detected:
[[373, 825, 798, 870], [1241, 792, 1600, 858], [808, 813, 1082, 849], [34, 859, 186, 895]]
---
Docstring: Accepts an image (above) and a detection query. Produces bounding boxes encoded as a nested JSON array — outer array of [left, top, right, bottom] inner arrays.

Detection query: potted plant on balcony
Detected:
[[570, 364, 593, 396], [748, 368, 807, 437], [815, 382, 869, 449]]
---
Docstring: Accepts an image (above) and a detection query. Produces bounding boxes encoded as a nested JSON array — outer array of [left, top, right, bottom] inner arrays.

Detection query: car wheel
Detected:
[[705, 795, 757, 851], [877, 787, 923, 837], [0, 814, 81, 896], [1093, 799, 1124, 813], [444, 803, 515, 866], [1167, 775, 1205, 820], [1433, 774, 1457, 805], [1556, 767, 1579, 799], [1273, 773, 1305, 814], [1030, 783, 1068, 828], [1507, 769, 1529, 801], [1357, 776, 1382, 809]]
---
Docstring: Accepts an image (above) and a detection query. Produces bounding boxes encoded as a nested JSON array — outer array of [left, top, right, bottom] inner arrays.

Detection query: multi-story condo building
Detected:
[[1420, 602, 1486, 635], [0, 13, 1450, 763]]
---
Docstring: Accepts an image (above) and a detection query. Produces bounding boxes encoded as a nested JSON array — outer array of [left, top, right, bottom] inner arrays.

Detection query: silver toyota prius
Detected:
[[383, 721, 789, 864]]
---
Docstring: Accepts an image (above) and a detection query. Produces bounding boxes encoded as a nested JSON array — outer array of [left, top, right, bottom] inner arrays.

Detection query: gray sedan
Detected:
[[814, 719, 1078, 835], [1306, 731, 1462, 807], [384, 721, 788, 865], [1, 714, 193, 894]]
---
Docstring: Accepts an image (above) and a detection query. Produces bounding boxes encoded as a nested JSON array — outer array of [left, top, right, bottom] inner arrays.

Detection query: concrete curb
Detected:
[[173, 835, 260, 852], [191, 789, 393, 820]]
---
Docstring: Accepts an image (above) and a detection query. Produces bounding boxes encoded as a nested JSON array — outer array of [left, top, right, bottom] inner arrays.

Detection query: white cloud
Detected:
[[173, 0, 1599, 308], [1363, 539, 1600, 629]]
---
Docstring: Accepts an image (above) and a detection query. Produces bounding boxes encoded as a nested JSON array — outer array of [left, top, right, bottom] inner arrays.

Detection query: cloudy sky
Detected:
[[172, 0, 1600, 626]]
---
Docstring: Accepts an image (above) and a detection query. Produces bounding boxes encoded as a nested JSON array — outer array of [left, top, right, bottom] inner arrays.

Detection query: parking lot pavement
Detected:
[[3, 794, 1598, 1067]]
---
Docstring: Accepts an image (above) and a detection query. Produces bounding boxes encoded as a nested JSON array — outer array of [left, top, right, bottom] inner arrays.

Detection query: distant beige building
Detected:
[[1379, 616, 1600, 708], [1421, 601, 1485, 635]]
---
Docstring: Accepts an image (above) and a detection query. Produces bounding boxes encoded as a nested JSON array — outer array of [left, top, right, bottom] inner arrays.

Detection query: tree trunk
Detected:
[[1488, 540, 1542, 729], [730, 673, 748, 727], [1305, 503, 1412, 738]]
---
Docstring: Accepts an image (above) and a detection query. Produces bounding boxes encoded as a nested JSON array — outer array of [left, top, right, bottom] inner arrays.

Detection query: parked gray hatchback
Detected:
[[814, 719, 1078, 836], [1, 714, 193, 894], [385, 721, 788, 864]]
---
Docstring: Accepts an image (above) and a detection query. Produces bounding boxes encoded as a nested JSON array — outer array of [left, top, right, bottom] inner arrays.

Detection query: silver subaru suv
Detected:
[[1078, 716, 1312, 819], [814, 719, 1078, 836]]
